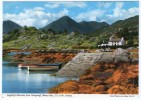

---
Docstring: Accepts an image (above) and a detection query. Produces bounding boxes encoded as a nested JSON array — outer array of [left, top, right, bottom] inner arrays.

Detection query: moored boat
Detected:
[[38, 63, 62, 66], [28, 66, 58, 71], [18, 64, 38, 69]]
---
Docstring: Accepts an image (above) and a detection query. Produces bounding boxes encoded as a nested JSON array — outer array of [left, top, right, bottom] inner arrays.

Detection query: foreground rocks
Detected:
[[56, 53, 104, 77], [56, 48, 135, 77], [49, 62, 138, 94], [13, 52, 75, 64], [49, 48, 138, 94]]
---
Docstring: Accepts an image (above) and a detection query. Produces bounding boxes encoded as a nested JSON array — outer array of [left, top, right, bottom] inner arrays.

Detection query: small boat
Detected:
[[18, 64, 38, 69], [38, 63, 62, 69], [38, 63, 62, 66], [28, 66, 58, 71]]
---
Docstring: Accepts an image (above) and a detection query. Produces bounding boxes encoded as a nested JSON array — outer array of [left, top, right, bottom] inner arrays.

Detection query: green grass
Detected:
[[3, 33, 99, 49]]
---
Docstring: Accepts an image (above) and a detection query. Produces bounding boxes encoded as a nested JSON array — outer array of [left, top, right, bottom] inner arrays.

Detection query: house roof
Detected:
[[109, 34, 122, 42], [109, 38, 121, 42]]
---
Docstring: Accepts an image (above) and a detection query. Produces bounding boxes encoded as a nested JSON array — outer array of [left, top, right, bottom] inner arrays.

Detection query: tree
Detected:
[[58, 31, 62, 34], [74, 30, 80, 36], [63, 29, 68, 35], [48, 28, 55, 34], [48, 28, 53, 32], [127, 39, 134, 46], [123, 27, 129, 36], [96, 38, 103, 46]]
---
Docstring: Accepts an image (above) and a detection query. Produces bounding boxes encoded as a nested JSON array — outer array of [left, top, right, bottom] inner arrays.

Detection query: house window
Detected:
[[116, 42, 118, 45]]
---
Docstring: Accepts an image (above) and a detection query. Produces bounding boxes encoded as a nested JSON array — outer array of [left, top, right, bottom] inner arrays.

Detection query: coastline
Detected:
[[3, 48, 139, 94]]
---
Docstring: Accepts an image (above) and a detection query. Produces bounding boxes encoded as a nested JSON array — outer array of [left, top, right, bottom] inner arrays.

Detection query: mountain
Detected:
[[94, 15, 139, 36], [92, 15, 139, 47], [42, 16, 83, 33], [79, 21, 109, 33], [3, 15, 139, 49], [41, 16, 109, 34], [3, 20, 22, 34]]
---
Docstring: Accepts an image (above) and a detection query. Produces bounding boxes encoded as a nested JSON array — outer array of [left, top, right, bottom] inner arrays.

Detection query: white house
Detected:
[[98, 34, 125, 47], [98, 41, 108, 47], [108, 35, 125, 46]]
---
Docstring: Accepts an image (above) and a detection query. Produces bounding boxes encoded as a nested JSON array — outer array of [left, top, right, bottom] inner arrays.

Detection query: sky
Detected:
[[3, 1, 139, 28]]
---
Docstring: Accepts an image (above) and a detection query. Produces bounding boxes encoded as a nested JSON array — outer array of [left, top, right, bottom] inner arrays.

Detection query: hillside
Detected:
[[79, 21, 109, 33], [41, 16, 109, 34], [94, 15, 139, 37], [3, 20, 22, 34], [93, 15, 139, 46], [3, 15, 139, 49], [3, 26, 96, 49]]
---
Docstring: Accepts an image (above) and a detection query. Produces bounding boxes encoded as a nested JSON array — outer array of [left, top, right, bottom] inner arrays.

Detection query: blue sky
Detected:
[[3, 1, 139, 28]]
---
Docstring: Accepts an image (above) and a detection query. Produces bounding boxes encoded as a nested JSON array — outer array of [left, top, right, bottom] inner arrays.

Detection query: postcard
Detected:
[[1, 0, 140, 100]]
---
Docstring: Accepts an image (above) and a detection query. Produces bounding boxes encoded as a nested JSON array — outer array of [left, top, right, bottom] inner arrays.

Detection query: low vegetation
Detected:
[[3, 15, 139, 50], [49, 62, 138, 94]]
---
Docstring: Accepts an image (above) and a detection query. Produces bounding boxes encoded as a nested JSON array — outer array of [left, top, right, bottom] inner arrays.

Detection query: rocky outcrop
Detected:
[[49, 63, 138, 94], [13, 53, 26, 62], [56, 53, 104, 77], [49, 48, 138, 94], [13, 52, 75, 64], [48, 80, 107, 94], [113, 48, 131, 63], [56, 48, 135, 77]]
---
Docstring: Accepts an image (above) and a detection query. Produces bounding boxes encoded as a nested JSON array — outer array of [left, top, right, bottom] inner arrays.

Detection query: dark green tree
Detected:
[[127, 39, 134, 46]]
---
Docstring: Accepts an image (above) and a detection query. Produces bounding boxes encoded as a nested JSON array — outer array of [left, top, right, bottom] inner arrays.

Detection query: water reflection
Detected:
[[8, 52, 31, 56], [4, 64, 77, 82], [3, 54, 78, 93]]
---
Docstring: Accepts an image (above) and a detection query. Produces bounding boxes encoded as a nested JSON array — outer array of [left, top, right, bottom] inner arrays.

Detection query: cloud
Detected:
[[75, 9, 105, 22], [75, 2, 138, 24], [128, 7, 138, 15], [113, 2, 124, 17], [107, 2, 139, 24], [98, 2, 113, 8], [33, 7, 44, 11], [3, 7, 69, 28], [3, 2, 139, 28], [45, 2, 87, 9], [45, 3, 59, 9]]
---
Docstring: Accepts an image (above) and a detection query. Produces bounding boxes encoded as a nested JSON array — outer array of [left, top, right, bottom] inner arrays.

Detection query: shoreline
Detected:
[[48, 62, 138, 94], [3, 48, 139, 94]]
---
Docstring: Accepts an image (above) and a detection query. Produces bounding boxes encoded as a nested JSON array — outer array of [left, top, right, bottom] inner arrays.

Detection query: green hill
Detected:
[[3, 15, 139, 50], [93, 15, 139, 46], [41, 16, 109, 34], [3, 20, 22, 34]]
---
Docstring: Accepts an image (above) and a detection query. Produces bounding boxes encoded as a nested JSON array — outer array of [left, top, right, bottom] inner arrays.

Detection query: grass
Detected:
[[3, 33, 99, 50]]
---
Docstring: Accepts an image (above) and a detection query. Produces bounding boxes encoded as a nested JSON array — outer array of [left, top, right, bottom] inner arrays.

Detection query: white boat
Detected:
[[18, 64, 38, 69], [27, 66, 58, 71]]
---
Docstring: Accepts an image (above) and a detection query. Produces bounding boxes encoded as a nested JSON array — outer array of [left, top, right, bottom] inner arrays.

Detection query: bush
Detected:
[[127, 39, 134, 46]]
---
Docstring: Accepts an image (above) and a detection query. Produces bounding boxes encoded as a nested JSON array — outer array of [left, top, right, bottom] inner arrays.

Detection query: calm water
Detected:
[[2, 52, 77, 93]]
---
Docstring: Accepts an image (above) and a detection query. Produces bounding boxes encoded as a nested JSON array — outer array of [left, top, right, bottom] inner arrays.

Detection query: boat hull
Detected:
[[28, 66, 58, 71], [18, 64, 38, 69]]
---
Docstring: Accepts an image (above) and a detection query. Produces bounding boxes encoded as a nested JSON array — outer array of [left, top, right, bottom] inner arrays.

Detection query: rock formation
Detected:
[[56, 48, 134, 77], [49, 63, 138, 94]]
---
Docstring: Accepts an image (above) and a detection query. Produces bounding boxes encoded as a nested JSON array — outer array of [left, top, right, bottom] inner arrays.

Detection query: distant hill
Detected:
[[41, 16, 109, 34], [3, 20, 22, 34], [3, 15, 139, 49], [94, 15, 139, 36], [79, 21, 109, 34]]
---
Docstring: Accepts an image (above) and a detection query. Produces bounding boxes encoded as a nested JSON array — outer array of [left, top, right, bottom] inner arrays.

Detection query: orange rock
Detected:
[[94, 85, 108, 93], [79, 75, 94, 81], [48, 80, 79, 94], [107, 85, 127, 94], [15, 52, 75, 64], [49, 62, 138, 94], [78, 84, 95, 94]]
